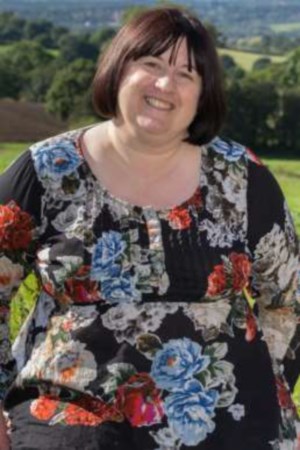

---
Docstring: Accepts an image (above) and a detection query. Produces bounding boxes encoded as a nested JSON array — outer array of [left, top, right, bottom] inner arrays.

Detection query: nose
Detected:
[[154, 73, 175, 92]]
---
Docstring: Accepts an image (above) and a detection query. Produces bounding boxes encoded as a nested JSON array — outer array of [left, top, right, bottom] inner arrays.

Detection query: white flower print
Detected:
[[228, 403, 245, 421], [52, 204, 86, 239], [0, 256, 23, 295], [252, 224, 298, 301], [199, 149, 247, 248], [183, 300, 231, 332], [53, 256, 83, 284], [259, 308, 297, 361], [150, 427, 180, 450], [21, 339, 97, 391], [101, 302, 180, 345]]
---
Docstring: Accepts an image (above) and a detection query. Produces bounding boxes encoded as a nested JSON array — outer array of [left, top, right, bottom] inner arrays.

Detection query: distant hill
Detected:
[[1, 0, 300, 39], [0, 99, 65, 142]]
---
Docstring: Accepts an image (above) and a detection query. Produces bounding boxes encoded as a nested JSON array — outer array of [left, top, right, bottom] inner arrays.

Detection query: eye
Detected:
[[141, 58, 162, 70], [178, 71, 194, 81], [144, 61, 159, 68]]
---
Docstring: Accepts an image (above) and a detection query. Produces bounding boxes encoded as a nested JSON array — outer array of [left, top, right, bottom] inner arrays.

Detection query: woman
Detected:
[[0, 6, 299, 450]]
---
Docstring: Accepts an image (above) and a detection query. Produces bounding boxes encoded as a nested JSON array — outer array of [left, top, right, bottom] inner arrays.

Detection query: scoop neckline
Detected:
[[75, 126, 205, 214]]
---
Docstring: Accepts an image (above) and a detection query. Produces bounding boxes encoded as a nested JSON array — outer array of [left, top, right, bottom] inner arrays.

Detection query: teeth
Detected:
[[145, 96, 173, 111]]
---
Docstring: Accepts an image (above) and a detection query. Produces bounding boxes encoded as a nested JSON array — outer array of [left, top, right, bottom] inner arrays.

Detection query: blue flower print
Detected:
[[150, 338, 210, 391], [91, 231, 127, 280], [210, 137, 246, 162], [32, 141, 81, 180], [165, 379, 218, 446], [101, 270, 133, 300], [91, 232, 138, 303]]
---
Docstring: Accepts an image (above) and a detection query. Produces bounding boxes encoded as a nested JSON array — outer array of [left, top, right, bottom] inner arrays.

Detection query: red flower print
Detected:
[[116, 373, 164, 427], [189, 188, 202, 208], [64, 396, 123, 426], [167, 208, 192, 230], [64, 266, 101, 303], [245, 309, 257, 342], [30, 396, 60, 421], [245, 148, 263, 166], [207, 265, 226, 296], [229, 253, 251, 291], [276, 377, 297, 411], [0, 275, 10, 286], [182, 187, 202, 208], [0, 201, 33, 250]]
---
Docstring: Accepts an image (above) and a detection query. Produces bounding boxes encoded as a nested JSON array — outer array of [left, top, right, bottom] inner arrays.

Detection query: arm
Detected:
[[247, 159, 300, 393], [0, 403, 10, 450], [0, 150, 43, 405]]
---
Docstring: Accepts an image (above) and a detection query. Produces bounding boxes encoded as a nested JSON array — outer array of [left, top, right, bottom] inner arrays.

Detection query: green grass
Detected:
[[0, 43, 13, 55], [263, 158, 300, 235], [47, 48, 60, 58], [218, 48, 286, 71], [270, 22, 300, 33], [0, 143, 30, 172]]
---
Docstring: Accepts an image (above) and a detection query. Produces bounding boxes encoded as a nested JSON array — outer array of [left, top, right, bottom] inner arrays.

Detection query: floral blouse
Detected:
[[0, 127, 299, 450]]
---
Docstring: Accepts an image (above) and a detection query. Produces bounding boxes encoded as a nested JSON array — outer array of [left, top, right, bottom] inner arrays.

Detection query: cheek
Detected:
[[119, 70, 148, 91], [184, 89, 201, 115], [191, 86, 202, 111]]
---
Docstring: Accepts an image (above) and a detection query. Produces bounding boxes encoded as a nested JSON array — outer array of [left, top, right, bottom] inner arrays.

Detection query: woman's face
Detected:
[[116, 38, 202, 143]]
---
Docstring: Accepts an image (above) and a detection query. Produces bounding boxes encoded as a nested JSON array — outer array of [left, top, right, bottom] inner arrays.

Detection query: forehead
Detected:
[[136, 36, 197, 69]]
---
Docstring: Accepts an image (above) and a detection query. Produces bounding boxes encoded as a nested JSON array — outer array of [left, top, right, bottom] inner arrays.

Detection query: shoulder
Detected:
[[207, 136, 263, 167], [29, 127, 86, 182], [208, 136, 284, 195]]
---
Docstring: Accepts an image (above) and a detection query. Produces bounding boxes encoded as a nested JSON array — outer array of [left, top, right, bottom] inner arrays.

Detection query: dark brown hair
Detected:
[[92, 7, 226, 145]]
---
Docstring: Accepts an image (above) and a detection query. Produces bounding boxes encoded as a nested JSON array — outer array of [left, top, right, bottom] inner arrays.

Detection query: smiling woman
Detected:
[[93, 9, 225, 146], [0, 6, 299, 450], [114, 45, 202, 140]]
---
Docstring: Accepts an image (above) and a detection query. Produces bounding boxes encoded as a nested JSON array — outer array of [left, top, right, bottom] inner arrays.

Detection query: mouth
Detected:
[[144, 96, 174, 111]]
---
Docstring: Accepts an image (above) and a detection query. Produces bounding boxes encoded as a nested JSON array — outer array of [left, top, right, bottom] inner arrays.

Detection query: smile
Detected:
[[144, 96, 174, 111]]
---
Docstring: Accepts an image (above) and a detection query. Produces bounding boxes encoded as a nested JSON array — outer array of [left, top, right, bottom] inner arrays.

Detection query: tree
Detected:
[[58, 34, 98, 63], [277, 88, 300, 153], [8, 40, 53, 73], [220, 54, 245, 82], [224, 79, 279, 152], [46, 59, 95, 120], [24, 20, 53, 40], [280, 47, 300, 88], [252, 57, 272, 71], [90, 27, 116, 51], [0, 58, 23, 98], [0, 41, 53, 100], [0, 12, 25, 43], [24, 63, 58, 102]]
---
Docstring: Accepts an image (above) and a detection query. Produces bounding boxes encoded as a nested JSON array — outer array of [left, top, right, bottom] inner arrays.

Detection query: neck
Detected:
[[107, 120, 187, 171]]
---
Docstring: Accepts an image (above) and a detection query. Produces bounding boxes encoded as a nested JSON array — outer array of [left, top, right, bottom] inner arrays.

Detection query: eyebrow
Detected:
[[155, 55, 196, 71]]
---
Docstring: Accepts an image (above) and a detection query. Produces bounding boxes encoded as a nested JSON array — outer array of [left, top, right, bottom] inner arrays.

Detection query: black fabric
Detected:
[[10, 399, 138, 450]]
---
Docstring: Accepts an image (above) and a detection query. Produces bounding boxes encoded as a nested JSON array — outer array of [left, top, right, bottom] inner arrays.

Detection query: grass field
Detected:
[[0, 43, 287, 73], [263, 158, 300, 235], [270, 22, 300, 33], [0, 143, 30, 172], [218, 48, 286, 71], [0, 43, 12, 54]]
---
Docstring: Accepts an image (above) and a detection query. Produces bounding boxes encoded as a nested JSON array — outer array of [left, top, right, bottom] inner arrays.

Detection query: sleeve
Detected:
[[0, 150, 44, 402], [247, 159, 300, 393]]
